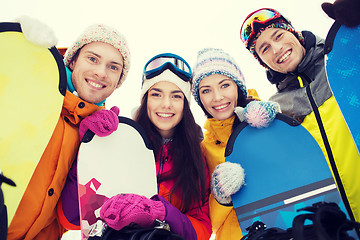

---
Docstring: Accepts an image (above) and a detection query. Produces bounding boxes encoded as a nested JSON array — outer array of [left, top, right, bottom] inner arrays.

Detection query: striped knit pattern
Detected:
[[191, 48, 247, 105], [234, 101, 281, 128]]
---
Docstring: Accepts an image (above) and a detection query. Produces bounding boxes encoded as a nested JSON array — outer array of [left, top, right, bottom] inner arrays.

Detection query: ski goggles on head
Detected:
[[143, 53, 192, 83], [240, 8, 290, 47]]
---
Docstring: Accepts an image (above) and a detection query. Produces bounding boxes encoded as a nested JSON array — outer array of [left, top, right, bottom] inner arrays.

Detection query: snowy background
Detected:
[[1, 0, 335, 127], [1, 0, 335, 239]]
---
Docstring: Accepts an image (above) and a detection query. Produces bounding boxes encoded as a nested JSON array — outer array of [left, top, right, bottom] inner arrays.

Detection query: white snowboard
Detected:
[[77, 116, 157, 239]]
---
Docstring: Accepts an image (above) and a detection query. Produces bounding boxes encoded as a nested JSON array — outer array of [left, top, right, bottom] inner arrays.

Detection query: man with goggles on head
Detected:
[[240, 8, 360, 226]]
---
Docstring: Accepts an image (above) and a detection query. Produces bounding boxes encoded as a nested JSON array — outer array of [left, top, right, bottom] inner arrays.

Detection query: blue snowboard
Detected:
[[225, 114, 350, 233], [324, 21, 360, 151]]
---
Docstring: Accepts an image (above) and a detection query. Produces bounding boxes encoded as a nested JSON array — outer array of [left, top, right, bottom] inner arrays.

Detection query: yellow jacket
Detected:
[[7, 91, 103, 240], [268, 33, 360, 222], [202, 116, 242, 240], [301, 95, 360, 222]]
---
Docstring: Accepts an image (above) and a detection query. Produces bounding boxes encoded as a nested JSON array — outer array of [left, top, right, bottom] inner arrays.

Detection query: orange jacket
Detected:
[[7, 91, 103, 240]]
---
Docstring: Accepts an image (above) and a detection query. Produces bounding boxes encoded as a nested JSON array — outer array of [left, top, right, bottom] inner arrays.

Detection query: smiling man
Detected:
[[7, 24, 131, 240], [240, 8, 327, 120], [68, 41, 124, 104], [254, 27, 306, 74], [240, 8, 360, 225]]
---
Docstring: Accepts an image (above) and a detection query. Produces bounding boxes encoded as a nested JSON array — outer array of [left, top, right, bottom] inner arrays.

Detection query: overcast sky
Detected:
[[1, 0, 335, 126]]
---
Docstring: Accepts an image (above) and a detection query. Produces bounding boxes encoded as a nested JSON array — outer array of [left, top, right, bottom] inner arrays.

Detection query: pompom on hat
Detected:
[[64, 24, 131, 86], [191, 48, 247, 105]]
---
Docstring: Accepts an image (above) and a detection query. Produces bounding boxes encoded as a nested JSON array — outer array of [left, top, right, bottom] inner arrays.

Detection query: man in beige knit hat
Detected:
[[8, 22, 131, 240], [63, 24, 131, 105]]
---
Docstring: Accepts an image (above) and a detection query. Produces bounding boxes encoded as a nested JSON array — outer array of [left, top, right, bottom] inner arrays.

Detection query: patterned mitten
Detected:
[[211, 162, 245, 205], [234, 101, 280, 128], [79, 106, 119, 139], [100, 193, 166, 230], [16, 15, 58, 48]]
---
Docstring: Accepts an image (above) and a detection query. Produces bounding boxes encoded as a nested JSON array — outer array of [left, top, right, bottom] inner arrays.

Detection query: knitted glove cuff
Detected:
[[100, 194, 165, 231], [234, 101, 280, 128]]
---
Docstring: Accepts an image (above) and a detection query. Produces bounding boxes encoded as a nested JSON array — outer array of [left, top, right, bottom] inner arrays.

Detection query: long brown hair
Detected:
[[134, 92, 208, 212]]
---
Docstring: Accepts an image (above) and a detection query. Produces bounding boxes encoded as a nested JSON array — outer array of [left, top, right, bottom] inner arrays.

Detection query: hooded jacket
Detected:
[[267, 31, 360, 223], [7, 91, 103, 240], [201, 116, 242, 240], [156, 141, 212, 240]]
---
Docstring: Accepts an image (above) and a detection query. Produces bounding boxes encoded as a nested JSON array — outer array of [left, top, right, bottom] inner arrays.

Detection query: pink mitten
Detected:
[[79, 106, 120, 139], [100, 194, 166, 231]]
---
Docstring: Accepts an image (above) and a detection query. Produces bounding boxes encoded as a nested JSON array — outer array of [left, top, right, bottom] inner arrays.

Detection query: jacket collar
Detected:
[[62, 90, 104, 125], [204, 116, 235, 145]]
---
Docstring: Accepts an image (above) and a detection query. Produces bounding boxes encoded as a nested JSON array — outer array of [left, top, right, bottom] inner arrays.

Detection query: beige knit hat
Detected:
[[64, 24, 131, 86]]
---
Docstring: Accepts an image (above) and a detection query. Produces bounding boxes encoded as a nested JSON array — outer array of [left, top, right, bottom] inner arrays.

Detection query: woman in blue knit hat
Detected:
[[191, 48, 280, 239]]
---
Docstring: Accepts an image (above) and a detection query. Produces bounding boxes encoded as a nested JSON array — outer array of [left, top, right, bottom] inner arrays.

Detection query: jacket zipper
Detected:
[[302, 74, 354, 221], [157, 145, 165, 193]]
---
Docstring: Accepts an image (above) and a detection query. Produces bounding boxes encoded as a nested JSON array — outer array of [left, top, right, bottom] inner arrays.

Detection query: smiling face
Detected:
[[255, 28, 305, 73], [147, 81, 184, 139], [69, 42, 124, 104], [199, 74, 238, 120]]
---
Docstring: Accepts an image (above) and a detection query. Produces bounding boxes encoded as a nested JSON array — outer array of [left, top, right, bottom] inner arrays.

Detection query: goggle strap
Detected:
[[145, 55, 191, 73], [143, 62, 191, 83]]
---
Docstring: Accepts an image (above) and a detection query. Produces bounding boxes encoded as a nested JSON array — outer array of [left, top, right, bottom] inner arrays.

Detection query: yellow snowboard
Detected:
[[0, 22, 66, 221]]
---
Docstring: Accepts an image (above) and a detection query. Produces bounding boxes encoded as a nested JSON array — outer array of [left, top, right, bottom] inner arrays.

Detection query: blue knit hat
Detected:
[[191, 48, 247, 106]]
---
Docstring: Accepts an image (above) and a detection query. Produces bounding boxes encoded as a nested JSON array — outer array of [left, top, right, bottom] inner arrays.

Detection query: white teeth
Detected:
[[279, 51, 291, 63], [88, 80, 103, 88], [157, 113, 173, 118], [214, 104, 228, 110]]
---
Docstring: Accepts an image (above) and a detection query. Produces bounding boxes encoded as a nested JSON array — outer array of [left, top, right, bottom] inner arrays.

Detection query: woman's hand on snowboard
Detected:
[[211, 162, 245, 205]]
